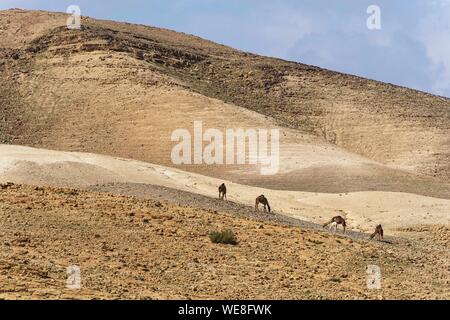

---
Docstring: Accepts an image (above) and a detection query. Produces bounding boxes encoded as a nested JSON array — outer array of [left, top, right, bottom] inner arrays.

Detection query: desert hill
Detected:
[[0, 8, 449, 194]]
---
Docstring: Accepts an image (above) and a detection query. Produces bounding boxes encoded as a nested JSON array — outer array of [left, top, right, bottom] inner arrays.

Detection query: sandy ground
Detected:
[[0, 184, 448, 300], [1, 144, 449, 233]]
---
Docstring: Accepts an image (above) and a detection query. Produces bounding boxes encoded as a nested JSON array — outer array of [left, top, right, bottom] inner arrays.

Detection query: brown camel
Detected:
[[255, 195, 271, 213], [323, 215, 347, 233], [218, 183, 227, 200], [370, 224, 384, 241]]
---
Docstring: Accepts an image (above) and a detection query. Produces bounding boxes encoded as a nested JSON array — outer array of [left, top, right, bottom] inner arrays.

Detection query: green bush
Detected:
[[209, 230, 238, 245]]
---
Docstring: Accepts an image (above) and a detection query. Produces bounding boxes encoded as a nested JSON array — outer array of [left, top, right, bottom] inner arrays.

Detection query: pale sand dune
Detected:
[[1, 144, 449, 232]]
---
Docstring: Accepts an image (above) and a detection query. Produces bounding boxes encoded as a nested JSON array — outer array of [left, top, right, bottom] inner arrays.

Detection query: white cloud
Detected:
[[180, 2, 315, 59]]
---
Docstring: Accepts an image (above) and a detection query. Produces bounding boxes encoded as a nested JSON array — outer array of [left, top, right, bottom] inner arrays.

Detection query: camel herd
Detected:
[[218, 183, 384, 241]]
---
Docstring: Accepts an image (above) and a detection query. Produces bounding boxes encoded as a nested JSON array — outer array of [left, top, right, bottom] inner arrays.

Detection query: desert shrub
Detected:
[[209, 230, 238, 245]]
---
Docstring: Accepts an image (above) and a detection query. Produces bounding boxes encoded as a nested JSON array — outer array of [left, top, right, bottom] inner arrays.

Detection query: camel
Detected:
[[255, 195, 271, 213], [323, 215, 346, 233], [218, 183, 227, 200], [370, 224, 384, 241]]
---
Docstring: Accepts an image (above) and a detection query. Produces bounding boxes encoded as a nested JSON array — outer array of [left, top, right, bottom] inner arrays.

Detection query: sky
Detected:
[[1, 0, 450, 98]]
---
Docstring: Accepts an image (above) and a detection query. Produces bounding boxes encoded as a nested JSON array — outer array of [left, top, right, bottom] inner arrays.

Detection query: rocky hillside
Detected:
[[0, 9, 449, 182]]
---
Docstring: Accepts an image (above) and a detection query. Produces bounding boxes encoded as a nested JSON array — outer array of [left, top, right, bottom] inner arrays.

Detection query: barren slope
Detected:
[[0, 184, 448, 299], [0, 8, 449, 190]]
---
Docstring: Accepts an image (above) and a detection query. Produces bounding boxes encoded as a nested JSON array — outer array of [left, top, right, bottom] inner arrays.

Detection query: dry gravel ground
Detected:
[[0, 183, 448, 300], [87, 182, 397, 242]]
